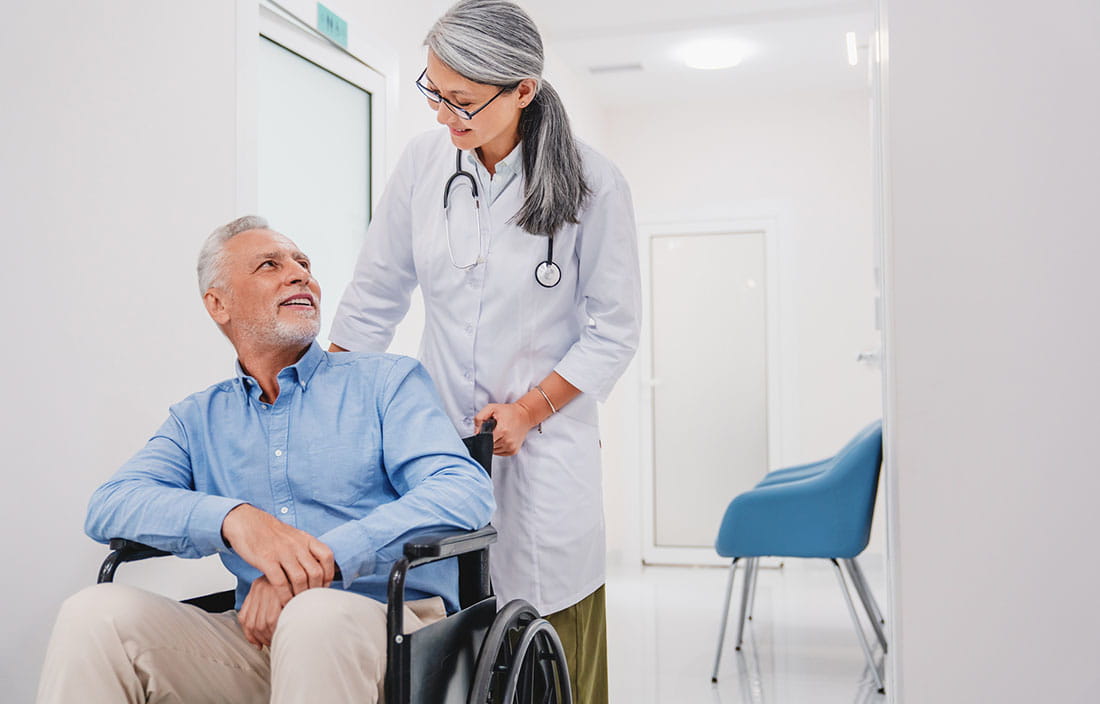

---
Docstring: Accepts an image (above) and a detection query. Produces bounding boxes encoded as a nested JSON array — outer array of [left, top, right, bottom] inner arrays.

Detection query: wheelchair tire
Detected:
[[467, 599, 571, 704], [498, 618, 571, 704]]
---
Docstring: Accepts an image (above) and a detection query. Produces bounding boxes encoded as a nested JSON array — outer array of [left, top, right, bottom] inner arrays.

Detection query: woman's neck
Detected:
[[476, 130, 520, 176]]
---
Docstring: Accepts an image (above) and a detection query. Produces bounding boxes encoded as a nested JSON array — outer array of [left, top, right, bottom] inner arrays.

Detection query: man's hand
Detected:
[[221, 504, 335, 597], [474, 402, 536, 456], [238, 575, 290, 648]]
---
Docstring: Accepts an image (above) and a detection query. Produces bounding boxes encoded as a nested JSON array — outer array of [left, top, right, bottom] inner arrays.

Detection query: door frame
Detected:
[[234, 1, 394, 214], [639, 217, 789, 566]]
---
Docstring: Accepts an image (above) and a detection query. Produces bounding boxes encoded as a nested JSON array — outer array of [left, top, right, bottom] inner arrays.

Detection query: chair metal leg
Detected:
[[846, 557, 885, 625], [842, 558, 887, 652], [711, 558, 740, 682], [733, 556, 754, 651], [831, 559, 885, 693], [746, 557, 760, 620]]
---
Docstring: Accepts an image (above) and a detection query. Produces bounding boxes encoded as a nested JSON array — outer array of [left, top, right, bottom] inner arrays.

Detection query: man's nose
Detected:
[[287, 262, 311, 285]]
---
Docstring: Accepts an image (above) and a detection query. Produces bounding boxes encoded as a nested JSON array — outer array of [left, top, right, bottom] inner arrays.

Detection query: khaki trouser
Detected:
[[36, 583, 445, 704], [545, 584, 608, 704]]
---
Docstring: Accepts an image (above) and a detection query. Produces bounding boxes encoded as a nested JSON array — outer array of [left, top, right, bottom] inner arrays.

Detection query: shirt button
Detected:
[[274, 449, 283, 457], [465, 324, 473, 334], [280, 507, 289, 514]]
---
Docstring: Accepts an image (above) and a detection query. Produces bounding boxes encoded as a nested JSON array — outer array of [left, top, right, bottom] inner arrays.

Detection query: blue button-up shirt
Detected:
[[85, 342, 495, 612]]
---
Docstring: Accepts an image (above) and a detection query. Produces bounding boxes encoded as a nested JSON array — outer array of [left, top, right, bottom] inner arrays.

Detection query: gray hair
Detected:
[[197, 215, 269, 293], [426, 0, 590, 236]]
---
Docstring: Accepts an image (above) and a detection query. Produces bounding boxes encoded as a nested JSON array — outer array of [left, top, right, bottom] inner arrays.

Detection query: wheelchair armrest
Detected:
[[98, 539, 173, 584], [403, 526, 497, 568], [388, 525, 497, 644]]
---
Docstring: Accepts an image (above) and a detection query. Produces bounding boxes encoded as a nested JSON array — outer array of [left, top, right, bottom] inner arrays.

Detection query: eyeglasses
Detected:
[[416, 69, 513, 121]]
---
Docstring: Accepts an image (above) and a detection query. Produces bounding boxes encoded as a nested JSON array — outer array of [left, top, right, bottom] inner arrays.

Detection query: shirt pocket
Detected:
[[303, 435, 380, 507]]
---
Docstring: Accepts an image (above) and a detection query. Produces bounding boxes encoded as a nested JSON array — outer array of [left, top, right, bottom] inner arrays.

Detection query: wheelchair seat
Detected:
[[96, 420, 571, 704]]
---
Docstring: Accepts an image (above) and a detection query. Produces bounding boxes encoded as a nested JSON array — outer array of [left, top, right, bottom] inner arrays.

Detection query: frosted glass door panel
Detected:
[[651, 232, 769, 548], [258, 36, 370, 348]]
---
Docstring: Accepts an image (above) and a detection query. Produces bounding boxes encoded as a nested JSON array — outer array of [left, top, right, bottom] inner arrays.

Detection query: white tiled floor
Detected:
[[606, 559, 887, 703]]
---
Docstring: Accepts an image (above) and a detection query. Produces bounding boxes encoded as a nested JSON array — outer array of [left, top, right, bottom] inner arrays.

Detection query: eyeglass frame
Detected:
[[416, 68, 516, 121]]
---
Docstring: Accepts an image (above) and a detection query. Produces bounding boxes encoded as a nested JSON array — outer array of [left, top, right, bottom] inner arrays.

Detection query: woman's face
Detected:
[[424, 50, 535, 160]]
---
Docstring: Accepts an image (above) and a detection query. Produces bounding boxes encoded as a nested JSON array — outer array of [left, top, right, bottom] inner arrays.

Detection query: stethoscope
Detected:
[[443, 149, 561, 288]]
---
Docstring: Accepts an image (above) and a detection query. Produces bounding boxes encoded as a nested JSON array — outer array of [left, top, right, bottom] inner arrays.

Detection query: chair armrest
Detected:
[[403, 526, 498, 568], [388, 525, 497, 643], [98, 539, 173, 584]]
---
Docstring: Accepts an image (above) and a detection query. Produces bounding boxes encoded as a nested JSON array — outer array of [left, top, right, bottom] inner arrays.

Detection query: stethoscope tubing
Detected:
[[443, 148, 560, 287]]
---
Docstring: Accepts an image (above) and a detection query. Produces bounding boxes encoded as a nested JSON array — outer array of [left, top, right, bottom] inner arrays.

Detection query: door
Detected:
[[643, 227, 774, 564], [256, 8, 386, 348]]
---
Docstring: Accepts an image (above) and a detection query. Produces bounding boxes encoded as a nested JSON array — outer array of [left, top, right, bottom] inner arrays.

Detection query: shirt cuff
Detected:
[[187, 496, 247, 555], [320, 520, 377, 588]]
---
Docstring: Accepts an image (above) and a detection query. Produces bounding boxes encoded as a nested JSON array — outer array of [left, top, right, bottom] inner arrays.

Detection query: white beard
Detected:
[[237, 309, 320, 349], [271, 315, 320, 347]]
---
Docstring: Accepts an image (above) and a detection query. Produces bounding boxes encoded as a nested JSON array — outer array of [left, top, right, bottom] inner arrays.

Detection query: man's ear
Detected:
[[203, 288, 231, 326]]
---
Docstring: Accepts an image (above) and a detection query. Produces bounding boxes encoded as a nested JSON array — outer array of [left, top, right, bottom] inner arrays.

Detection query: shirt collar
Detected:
[[465, 142, 524, 177], [234, 340, 326, 402]]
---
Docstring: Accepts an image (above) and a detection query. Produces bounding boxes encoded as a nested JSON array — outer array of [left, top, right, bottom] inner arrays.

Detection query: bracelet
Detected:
[[533, 384, 557, 414]]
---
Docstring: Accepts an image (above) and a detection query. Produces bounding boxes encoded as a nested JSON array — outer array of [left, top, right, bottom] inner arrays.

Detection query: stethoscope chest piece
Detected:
[[535, 260, 562, 288]]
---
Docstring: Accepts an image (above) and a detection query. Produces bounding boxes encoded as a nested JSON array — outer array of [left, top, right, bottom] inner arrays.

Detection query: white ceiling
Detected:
[[519, 0, 874, 107]]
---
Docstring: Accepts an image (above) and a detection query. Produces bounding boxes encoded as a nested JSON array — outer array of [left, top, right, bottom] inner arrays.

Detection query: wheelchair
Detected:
[[96, 423, 572, 704]]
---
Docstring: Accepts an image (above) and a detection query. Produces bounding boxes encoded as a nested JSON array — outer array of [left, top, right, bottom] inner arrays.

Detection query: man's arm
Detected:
[[85, 414, 244, 557], [87, 413, 333, 596], [319, 358, 496, 587]]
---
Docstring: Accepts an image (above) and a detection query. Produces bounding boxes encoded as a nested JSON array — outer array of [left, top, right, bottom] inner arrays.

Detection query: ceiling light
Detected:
[[676, 39, 746, 71], [846, 32, 858, 66]]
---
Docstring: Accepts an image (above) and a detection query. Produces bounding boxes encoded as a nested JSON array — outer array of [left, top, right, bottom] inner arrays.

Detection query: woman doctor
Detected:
[[329, 1, 639, 699]]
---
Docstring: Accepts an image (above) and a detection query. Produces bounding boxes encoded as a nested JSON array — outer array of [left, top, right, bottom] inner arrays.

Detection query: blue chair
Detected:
[[710, 420, 886, 693]]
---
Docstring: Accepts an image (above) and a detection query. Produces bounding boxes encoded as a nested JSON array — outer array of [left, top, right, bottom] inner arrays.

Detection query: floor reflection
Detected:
[[607, 560, 889, 703]]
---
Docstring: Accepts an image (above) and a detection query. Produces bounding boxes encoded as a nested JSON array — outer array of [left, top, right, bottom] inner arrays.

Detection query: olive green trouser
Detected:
[[545, 584, 608, 704]]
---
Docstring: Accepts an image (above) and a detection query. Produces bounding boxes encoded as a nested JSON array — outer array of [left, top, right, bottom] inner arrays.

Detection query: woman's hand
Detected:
[[475, 402, 537, 456]]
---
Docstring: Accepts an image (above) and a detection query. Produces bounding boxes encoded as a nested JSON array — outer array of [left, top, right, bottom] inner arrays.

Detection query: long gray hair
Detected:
[[425, 0, 590, 236]]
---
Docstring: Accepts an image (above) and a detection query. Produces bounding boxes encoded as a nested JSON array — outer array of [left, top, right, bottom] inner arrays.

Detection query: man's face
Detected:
[[204, 228, 321, 349]]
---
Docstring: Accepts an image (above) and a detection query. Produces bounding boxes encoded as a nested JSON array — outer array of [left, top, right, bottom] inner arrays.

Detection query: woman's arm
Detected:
[[474, 371, 580, 455]]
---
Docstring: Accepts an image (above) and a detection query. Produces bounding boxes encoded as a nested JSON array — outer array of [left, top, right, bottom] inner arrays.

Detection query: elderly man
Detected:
[[36, 216, 495, 704]]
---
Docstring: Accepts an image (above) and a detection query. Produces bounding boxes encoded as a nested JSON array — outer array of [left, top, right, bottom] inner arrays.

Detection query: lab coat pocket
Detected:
[[555, 393, 599, 428]]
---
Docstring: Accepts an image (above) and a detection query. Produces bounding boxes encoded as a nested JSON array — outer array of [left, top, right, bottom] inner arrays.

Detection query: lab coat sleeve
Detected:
[[329, 143, 419, 353], [554, 173, 642, 402]]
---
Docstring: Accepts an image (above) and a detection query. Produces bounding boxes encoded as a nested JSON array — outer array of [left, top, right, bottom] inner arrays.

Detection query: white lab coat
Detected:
[[330, 128, 641, 615]]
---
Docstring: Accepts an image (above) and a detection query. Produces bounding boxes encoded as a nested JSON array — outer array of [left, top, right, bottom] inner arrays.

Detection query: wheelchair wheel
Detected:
[[468, 600, 571, 704]]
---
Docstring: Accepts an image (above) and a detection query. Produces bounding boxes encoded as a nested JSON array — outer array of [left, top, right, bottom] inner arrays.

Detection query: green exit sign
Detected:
[[317, 3, 348, 48]]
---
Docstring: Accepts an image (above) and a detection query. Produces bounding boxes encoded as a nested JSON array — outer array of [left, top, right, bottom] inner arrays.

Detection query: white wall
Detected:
[[601, 93, 883, 564], [882, 0, 1100, 700], [1, 2, 245, 699]]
